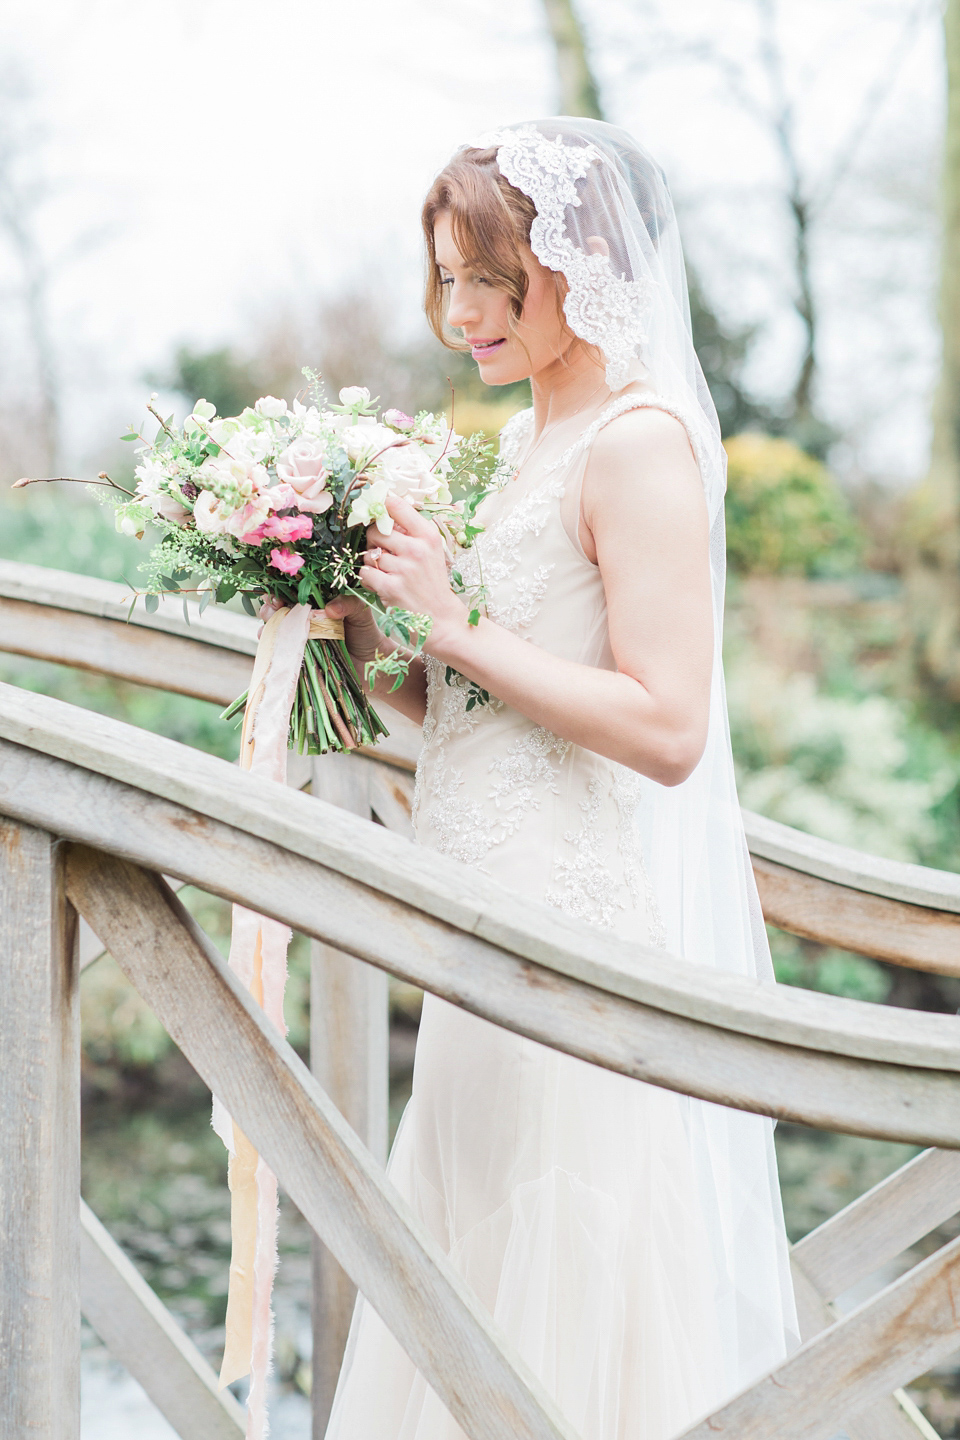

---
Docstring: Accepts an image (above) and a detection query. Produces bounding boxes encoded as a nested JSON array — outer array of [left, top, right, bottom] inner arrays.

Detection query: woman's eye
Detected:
[[440, 275, 454, 288]]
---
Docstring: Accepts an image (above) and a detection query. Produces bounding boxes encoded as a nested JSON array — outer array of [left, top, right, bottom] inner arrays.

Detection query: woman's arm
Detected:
[[357, 407, 714, 784]]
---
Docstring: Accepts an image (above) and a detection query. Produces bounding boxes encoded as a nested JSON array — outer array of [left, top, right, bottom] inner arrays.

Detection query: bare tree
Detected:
[[632, 0, 930, 446], [540, 0, 603, 119], [905, 0, 960, 699]]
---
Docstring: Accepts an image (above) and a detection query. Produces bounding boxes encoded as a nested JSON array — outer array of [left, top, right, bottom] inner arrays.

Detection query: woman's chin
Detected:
[[475, 356, 531, 388]]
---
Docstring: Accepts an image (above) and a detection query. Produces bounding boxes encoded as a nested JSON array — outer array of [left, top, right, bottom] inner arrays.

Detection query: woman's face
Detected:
[[433, 210, 569, 386]]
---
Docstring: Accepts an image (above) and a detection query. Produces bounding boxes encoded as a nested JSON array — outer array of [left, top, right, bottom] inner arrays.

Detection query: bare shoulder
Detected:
[[584, 403, 701, 513]]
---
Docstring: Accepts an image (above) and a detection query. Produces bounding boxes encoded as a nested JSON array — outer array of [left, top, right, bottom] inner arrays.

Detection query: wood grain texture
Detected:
[[0, 820, 80, 1439], [679, 1233, 960, 1440], [309, 752, 389, 1436], [0, 597, 253, 706], [793, 1147, 960, 1301], [1, 686, 959, 1075], [743, 808, 960, 914], [1, 739, 959, 1145], [66, 849, 575, 1440], [0, 559, 258, 654], [754, 856, 960, 975], [789, 1259, 938, 1439], [80, 1200, 245, 1438]]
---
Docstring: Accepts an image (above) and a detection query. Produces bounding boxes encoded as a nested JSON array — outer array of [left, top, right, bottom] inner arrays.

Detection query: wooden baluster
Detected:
[[308, 753, 389, 1436], [0, 820, 80, 1439]]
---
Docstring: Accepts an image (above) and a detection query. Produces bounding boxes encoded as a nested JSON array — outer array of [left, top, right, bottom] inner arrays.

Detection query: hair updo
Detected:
[[421, 146, 566, 352]]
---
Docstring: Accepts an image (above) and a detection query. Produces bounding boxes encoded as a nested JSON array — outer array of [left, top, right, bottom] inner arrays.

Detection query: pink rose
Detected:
[[268, 546, 305, 575], [276, 437, 334, 514], [384, 408, 415, 432]]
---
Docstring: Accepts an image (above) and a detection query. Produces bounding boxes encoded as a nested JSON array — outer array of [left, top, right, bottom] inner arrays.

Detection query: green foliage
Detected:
[[727, 656, 956, 864], [156, 344, 263, 418], [767, 927, 891, 1003], [724, 433, 861, 576]]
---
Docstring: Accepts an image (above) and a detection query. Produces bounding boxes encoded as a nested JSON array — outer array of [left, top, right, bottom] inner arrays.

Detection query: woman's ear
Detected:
[[586, 235, 610, 258]]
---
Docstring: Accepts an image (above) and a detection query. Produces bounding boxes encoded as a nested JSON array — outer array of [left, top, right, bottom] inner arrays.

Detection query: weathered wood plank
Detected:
[[679, 1232, 960, 1440], [366, 758, 415, 836], [0, 560, 258, 654], [2, 738, 959, 1145], [754, 856, 960, 976], [309, 752, 389, 1436], [0, 596, 253, 706], [0, 820, 79, 1439], [743, 808, 960, 915], [793, 1147, 960, 1301], [66, 849, 575, 1440], [80, 1200, 245, 1438], [789, 1259, 938, 1440], [2, 688, 959, 1075]]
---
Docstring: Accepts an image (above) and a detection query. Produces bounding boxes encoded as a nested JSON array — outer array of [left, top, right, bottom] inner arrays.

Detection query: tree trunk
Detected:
[[906, 0, 960, 699], [540, 0, 604, 120]]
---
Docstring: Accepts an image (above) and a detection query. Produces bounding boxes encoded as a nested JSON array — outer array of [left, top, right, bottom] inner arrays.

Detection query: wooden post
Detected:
[[0, 820, 80, 1439], [309, 753, 389, 1435]]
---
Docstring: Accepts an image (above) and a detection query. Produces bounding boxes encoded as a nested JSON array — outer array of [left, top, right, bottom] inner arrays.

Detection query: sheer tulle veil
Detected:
[[470, 117, 799, 1382]]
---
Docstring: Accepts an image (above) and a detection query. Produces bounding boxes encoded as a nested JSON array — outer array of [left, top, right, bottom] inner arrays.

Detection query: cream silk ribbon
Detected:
[[213, 604, 344, 1438]]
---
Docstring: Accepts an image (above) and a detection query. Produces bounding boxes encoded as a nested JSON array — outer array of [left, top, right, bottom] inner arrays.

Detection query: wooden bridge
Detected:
[[1, 557, 959, 1440]]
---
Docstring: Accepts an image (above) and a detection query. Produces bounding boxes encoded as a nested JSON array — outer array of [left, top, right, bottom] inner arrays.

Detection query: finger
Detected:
[[385, 493, 436, 538], [358, 564, 391, 596]]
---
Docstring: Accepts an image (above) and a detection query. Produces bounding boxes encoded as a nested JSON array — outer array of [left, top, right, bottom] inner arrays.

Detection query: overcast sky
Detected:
[[0, 0, 945, 481]]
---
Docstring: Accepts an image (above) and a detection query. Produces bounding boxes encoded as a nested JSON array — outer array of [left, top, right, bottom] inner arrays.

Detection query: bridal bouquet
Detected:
[[97, 375, 497, 753]]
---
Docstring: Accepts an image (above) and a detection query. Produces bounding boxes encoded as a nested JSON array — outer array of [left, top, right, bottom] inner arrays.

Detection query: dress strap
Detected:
[[544, 392, 701, 475]]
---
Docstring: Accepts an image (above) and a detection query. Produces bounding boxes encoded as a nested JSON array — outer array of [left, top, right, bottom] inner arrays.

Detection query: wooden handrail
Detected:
[[3, 561, 960, 966], [1, 683, 960, 1146]]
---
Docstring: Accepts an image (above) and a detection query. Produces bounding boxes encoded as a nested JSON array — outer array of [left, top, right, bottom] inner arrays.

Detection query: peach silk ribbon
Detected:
[[212, 604, 344, 1438]]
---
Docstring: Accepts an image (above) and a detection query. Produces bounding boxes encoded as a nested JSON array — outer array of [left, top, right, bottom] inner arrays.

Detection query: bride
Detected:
[[324, 118, 799, 1440]]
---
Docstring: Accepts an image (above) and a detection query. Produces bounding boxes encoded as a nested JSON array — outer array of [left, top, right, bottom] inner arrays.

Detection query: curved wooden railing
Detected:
[[1, 559, 959, 1440]]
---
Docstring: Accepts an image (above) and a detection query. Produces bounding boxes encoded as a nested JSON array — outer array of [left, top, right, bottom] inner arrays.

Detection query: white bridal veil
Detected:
[[470, 118, 799, 1384]]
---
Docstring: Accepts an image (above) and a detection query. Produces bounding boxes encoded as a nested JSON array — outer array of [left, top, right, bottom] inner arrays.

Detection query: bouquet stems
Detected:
[[221, 637, 390, 757]]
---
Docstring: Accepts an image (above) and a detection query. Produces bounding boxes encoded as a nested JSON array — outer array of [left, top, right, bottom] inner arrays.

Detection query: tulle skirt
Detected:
[[324, 994, 797, 1440]]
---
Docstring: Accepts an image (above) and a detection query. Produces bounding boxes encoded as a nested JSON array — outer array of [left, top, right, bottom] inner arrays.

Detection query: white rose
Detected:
[[379, 440, 444, 504], [207, 417, 239, 446], [254, 395, 287, 419], [193, 490, 229, 534], [340, 421, 397, 464], [339, 386, 371, 407], [220, 426, 273, 464]]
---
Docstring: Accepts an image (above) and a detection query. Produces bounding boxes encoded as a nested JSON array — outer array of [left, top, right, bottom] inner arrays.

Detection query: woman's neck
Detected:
[[529, 343, 611, 436]]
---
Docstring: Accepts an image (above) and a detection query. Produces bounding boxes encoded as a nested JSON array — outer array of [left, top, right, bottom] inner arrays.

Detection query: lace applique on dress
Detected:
[[420, 707, 570, 868], [546, 779, 620, 929]]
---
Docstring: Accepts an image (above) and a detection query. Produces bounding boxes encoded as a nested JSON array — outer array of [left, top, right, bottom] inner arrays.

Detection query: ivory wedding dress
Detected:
[[325, 119, 799, 1440]]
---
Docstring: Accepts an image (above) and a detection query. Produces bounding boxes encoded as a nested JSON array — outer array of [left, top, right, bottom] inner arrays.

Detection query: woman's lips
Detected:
[[470, 338, 506, 358]]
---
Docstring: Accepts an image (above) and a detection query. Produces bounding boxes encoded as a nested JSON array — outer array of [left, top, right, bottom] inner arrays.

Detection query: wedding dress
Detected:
[[325, 119, 799, 1440]]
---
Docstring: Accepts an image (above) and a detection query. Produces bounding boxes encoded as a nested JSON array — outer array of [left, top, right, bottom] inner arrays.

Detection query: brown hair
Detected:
[[421, 146, 566, 352]]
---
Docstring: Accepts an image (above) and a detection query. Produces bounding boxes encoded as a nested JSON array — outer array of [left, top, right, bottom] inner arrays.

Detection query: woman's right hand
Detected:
[[323, 594, 384, 664]]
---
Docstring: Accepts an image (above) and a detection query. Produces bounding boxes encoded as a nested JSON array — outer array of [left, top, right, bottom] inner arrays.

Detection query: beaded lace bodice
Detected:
[[413, 397, 671, 944]]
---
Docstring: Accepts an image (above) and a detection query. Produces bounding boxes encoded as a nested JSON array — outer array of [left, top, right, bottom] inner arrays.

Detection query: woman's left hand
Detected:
[[358, 494, 468, 653]]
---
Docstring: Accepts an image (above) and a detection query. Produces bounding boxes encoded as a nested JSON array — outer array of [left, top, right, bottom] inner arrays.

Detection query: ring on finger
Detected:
[[366, 546, 383, 568]]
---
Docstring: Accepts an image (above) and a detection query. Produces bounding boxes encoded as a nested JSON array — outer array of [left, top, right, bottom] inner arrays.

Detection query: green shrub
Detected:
[[724, 432, 860, 575]]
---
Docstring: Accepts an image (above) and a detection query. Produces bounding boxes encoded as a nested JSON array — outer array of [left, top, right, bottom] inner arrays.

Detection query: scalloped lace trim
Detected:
[[472, 127, 652, 391]]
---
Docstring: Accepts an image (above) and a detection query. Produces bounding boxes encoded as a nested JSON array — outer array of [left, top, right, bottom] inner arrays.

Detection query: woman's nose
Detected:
[[446, 283, 480, 329]]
